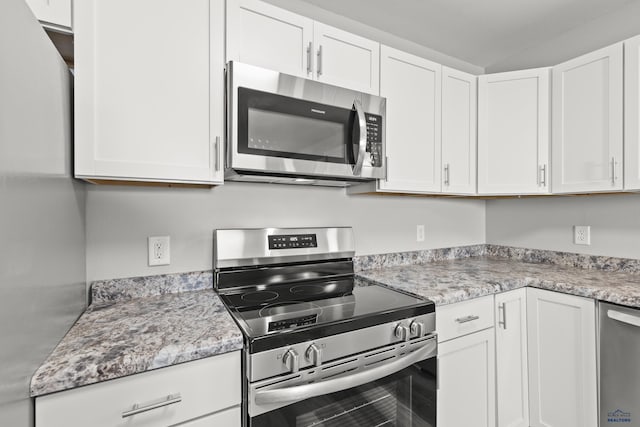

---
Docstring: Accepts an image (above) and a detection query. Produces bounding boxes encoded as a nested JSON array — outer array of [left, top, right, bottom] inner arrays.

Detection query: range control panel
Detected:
[[365, 113, 383, 167], [268, 234, 318, 250]]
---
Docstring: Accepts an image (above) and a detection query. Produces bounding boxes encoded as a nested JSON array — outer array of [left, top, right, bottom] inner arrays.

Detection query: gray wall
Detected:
[[0, 0, 86, 425], [486, 195, 640, 259], [86, 184, 485, 281]]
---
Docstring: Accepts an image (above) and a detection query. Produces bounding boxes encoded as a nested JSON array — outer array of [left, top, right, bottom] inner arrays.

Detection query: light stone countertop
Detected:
[[356, 256, 640, 307], [30, 289, 243, 397]]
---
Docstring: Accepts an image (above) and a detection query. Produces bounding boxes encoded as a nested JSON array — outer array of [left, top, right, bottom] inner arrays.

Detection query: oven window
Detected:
[[238, 87, 355, 164], [251, 359, 436, 427]]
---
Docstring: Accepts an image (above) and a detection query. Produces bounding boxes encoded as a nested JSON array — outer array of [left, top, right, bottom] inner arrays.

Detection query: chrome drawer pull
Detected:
[[122, 393, 182, 418], [455, 315, 480, 324]]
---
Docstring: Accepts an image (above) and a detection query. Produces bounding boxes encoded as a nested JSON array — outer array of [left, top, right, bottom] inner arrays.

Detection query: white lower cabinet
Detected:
[[527, 288, 597, 427], [495, 289, 529, 427], [437, 296, 496, 427], [35, 351, 241, 427]]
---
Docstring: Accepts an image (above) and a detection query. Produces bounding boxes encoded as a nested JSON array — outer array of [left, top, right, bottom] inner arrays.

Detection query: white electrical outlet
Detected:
[[573, 226, 591, 245], [148, 236, 170, 266], [416, 225, 425, 242]]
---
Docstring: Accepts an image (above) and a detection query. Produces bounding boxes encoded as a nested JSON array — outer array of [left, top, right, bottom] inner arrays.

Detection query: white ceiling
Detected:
[[297, 0, 640, 68]]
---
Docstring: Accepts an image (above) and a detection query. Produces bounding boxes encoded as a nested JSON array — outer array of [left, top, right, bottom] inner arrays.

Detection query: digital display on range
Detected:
[[268, 314, 318, 331], [268, 234, 317, 250]]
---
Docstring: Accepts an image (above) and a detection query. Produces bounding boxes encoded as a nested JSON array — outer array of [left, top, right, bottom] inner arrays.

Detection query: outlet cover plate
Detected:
[[148, 236, 170, 266], [573, 226, 591, 245], [417, 225, 425, 242]]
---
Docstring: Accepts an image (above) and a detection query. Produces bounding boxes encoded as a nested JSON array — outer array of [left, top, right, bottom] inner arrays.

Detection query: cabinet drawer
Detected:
[[176, 406, 241, 426], [36, 351, 241, 427], [436, 296, 494, 342]]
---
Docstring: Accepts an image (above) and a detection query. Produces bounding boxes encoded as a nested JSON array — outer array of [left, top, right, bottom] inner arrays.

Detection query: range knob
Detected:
[[305, 343, 322, 367], [410, 320, 425, 337], [394, 324, 410, 342], [282, 349, 299, 373]]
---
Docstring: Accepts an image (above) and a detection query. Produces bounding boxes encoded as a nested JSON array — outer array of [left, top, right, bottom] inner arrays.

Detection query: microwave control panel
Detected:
[[365, 113, 383, 167]]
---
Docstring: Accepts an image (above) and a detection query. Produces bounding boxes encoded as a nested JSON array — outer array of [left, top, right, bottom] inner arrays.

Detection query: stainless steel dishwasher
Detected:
[[600, 301, 640, 426]]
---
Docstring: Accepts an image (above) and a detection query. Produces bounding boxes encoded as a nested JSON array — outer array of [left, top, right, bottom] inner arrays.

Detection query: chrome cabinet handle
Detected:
[[539, 164, 547, 187], [455, 315, 480, 324], [283, 349, 299, 373], [306, 42, 312, 75], [317, 45, 323, 76], [384, 156, 389, 182], [352, 99, 367, 176], [255, 339, 436, 405], [498, 303, 507, 329], [611, 157, 618, 185], [122, 393, 182, 418], [214, 136, 220, 172], [443, 163, 450, 186]]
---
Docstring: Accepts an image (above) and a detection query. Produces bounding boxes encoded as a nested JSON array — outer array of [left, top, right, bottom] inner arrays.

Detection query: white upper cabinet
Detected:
[[552, 43, 624, 193], [527, 288, 597, 427], [74, 0, 224, 185], [625, 35, 640, 190], [313, 23, 380, 94], [226, 0, 380, 94], [226, 0, 313, 79], [478, 68, 550, 195], [378, 46, 442, 193], [25, 0, 72, 31], [495, 289, 529, 427], [442, 66, 477, 194]]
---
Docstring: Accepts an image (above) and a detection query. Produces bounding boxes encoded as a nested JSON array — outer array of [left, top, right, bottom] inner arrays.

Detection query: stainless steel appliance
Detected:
[[214, 227, 436, 427], [226, 62, 386, 186], [599, 302, 640, 426]]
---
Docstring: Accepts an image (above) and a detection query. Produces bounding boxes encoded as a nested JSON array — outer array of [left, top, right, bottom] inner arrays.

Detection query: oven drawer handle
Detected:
[[254, 339, 436, 406]]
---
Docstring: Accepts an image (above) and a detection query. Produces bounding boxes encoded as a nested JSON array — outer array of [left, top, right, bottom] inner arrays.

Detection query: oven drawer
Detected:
[[436, 295, 494, 342], [35, 351, 241, 427]]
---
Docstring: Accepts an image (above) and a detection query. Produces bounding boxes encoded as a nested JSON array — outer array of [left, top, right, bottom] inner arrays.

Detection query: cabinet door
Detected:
[[438, 328, 496, 427], [24, 0, 71, 30], [625, 35, 640, 190], [313, 22, 380, 95], [226, 0, 313, 79], [74, 0, 222, 184], [442, 66, 477, 194], [495, 289, 529, 427], [478, 68, 550, 195], [378, 46, 442, 193], [527, 288, 597, 427], [552, 43, 624, 193]]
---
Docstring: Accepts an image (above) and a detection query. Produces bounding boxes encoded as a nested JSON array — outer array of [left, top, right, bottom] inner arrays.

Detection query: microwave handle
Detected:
[[352, 99, 367, 176]]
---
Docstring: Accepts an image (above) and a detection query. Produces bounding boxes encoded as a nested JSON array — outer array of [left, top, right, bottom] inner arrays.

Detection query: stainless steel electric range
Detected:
[[214, 227, 437, 427]]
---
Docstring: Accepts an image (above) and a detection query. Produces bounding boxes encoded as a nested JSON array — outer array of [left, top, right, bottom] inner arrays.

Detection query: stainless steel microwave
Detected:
[[226, 62, 386, 186]]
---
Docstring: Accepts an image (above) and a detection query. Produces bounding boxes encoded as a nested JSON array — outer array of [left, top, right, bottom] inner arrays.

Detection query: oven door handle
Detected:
[[254, 339, 436, 406], [351, 99, 367, 176]]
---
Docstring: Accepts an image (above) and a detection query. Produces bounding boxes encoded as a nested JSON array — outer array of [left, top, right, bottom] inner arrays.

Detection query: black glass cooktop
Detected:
[[219, 279, 434, 353]]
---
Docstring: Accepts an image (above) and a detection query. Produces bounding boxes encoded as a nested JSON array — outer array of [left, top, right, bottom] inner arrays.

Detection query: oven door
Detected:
[[228, 61, 386, 180], [248, 335, 437, 427]]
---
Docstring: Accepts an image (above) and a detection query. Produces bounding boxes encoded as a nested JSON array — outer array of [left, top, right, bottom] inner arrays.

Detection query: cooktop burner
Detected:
[[219, 278, 354, 311]]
